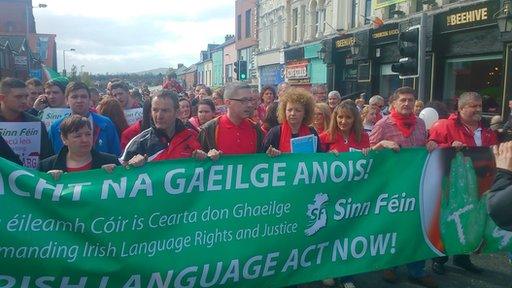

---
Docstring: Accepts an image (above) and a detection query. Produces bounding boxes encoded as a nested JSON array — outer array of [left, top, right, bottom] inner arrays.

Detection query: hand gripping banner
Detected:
[[0, 148, 509, 287]]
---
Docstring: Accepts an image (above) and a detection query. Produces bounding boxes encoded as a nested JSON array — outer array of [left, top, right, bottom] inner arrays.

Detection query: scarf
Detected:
[[279, 121, 311, 153], [390, 108, 417, 138]]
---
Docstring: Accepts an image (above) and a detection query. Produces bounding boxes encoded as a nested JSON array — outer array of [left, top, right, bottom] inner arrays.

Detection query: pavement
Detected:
[[298, 253, 511, 288]]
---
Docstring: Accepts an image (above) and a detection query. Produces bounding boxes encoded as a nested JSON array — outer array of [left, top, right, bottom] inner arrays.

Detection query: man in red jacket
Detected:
[[429, 91, 497, 275], [429, 92, 497, 148]]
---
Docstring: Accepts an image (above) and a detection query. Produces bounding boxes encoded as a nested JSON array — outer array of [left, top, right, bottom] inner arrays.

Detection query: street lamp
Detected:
[[62, 48, 76, 76], [496, 0, 512, 33]]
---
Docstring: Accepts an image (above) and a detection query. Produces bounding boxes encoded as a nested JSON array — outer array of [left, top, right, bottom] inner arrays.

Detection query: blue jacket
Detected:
[[50, 112, 121, 156]]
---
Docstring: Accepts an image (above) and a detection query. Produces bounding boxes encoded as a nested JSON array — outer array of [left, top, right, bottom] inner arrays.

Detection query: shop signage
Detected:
[[439, 1, 498, 33], [285, 60, 309, 80], [14, 56, 27, 66], [373, 0, 408, 10], [371, 24, 400, 44], [335, 36, 355, 50]]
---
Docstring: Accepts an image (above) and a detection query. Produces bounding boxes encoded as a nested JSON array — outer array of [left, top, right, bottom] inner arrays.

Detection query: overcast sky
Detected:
[[34, 0, 235, 74]]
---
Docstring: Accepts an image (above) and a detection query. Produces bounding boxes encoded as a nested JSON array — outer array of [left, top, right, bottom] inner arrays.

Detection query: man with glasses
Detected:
[[199, 82, 264, 154]]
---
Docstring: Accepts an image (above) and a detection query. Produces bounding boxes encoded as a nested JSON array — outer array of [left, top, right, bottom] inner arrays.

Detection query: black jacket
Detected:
[[38, 146, 120, 172], [488, 169, 512, 231], [0, 111, 54, 161], [0, 135, 22, 165], [120, 120, 188, 162]]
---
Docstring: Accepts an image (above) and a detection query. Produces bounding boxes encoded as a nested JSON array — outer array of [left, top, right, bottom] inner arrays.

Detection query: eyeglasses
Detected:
[[229, 97, 253, 104]]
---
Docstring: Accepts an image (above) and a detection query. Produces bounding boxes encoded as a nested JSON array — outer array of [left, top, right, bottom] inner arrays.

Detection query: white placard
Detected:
[[124, 108, 143, 126], [1, 122, 41, 168], [41, 108, 71, 130]]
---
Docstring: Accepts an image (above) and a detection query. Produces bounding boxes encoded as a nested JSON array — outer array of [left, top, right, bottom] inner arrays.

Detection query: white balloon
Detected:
[[419, 107, 439, 129]]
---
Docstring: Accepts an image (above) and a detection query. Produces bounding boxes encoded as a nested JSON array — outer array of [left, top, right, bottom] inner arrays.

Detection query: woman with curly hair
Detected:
[[262, 88, 321, 155], [320, 100, 370, 153]]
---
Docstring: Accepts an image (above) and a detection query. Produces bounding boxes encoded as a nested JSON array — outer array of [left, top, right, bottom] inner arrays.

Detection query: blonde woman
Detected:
[[313, 102, 331, 134]]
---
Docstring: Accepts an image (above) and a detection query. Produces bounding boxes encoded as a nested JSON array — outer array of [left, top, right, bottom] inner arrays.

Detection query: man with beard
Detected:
[[428, 91, 497, 275], [199, 82, 264, 154]]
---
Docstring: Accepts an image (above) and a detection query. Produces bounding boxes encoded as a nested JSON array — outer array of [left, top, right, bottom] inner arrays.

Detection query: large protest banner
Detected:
[[0, 148, 509, 287]]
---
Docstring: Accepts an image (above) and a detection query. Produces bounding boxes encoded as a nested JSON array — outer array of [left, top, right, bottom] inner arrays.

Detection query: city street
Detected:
[[299, 254, 511, 288]]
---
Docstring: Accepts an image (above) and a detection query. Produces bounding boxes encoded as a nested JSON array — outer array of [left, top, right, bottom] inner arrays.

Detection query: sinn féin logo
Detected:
[[305, 193, 329, 236]]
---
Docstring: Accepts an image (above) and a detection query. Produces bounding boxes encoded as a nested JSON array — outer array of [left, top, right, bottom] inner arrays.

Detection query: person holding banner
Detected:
[[32, 78, 68, 112], [0, 78, 54, 163], [428, 92, 496, 275], [39, 115, 120, 177], [369, 87, 438, 288], [49, 82, 121, 156], [263, 88, 321, 156], [199, 82, 264, 155], [319, 100, 370, 153], [121, 89, 208, 165]]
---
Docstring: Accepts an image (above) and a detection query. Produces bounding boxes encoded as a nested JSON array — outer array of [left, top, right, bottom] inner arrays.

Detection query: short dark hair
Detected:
[[44, 79, 67, 94], [110, 81, 130, 92], [390, 86, 415, 103], [260, 85, 276, 99], [198, 98, 215, 112], [60, 115, 92, 138], [153, 89, 179, 110], [65, 81, 90, 99], [25, 78, 43, 87], [0, 78, 26, 95]]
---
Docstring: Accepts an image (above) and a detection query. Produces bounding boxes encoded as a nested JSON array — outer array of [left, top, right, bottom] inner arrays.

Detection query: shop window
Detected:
[[245, 9, 252, 38], [292, 8, 299, 42], [364, 0, 372, 24], [237, 15, 242, 40], [351, 0, 358, 28], [379, 64, 400, 99], [443, 55, 503, 115]]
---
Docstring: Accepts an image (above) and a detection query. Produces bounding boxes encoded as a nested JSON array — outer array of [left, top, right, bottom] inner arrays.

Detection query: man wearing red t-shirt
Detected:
[[429, 92, 496, 275], [199, 82, 264, 155]]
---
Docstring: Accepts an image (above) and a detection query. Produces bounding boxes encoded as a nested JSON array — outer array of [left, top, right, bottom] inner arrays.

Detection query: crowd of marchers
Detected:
[[0, 75, 511, 288]]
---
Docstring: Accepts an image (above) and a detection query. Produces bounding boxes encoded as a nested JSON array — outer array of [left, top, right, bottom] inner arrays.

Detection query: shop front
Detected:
[[370, 23, 401, 99], [284, 45, 327, 98], [433, 1, 504, 115], [259, 64, 285, 88], [328, 30, 371, 99]]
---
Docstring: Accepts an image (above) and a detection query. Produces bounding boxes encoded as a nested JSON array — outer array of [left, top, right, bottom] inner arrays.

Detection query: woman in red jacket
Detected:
[[320, 100, 370, 153]]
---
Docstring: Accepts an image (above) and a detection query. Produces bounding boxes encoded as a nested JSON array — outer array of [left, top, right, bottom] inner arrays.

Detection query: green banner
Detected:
[[0, 148, 509, 287]]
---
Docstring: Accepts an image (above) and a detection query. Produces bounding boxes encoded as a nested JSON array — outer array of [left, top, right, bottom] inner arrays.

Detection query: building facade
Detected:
[[321, 0, 510, 117], [256, 0, 286, 88], [0, 0, 35, 35], [236, 0, 258, 85]]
